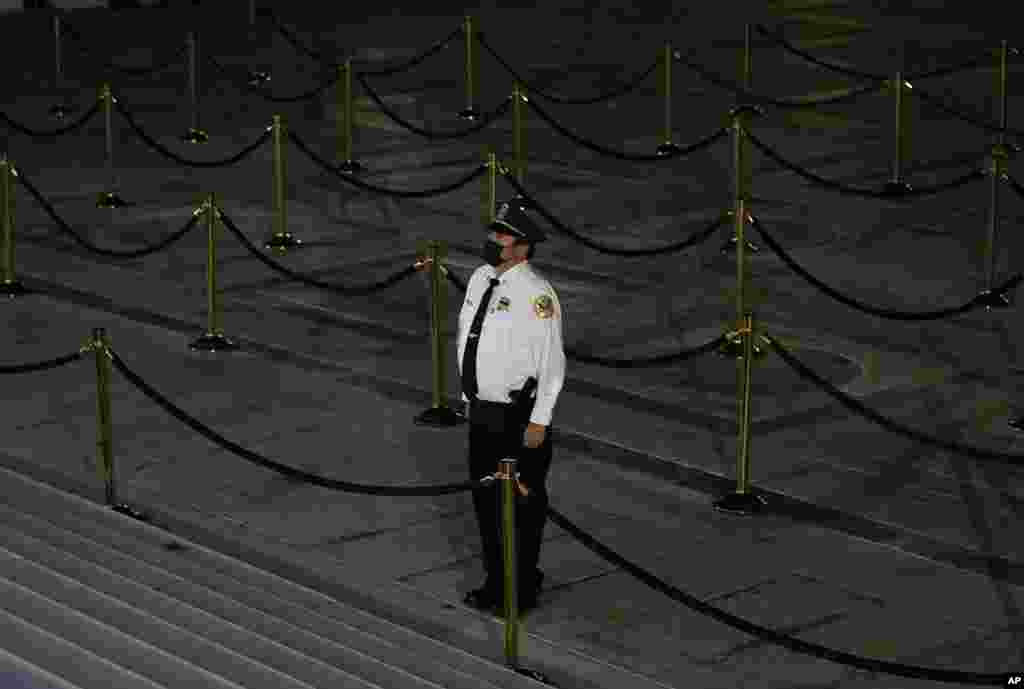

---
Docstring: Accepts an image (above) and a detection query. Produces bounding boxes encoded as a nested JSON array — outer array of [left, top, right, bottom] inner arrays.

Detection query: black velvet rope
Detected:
[[745, 129, 987, 199], [113, 98, 272, 168], [217, 207, 420, 296], [523, 93, 730, 161], [108, 349, 484, 496], [205, 54, 340, 103], [912, 88, 1024, 138], [267, 10, 327, 63], [766, 336, 1024, 468], [16, 168, 203, 259], [672, 50, 888, 109], [287, 130, 487, 197], [0, 350, 84, 374], [0, 100, 102, 139], [1007, 174, 1024, 201], [356, 74, 512, 139], [475, 32, 660, 106], [358, 27, 463, 77], [755, 24, 997, 83], [545, 504, 1007, 683], [504, 174, 728, 256], [750, 216, 1020, 320]]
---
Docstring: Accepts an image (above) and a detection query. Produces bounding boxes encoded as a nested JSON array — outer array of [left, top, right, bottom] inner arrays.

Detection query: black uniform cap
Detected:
[[488, 199, 547, 243]]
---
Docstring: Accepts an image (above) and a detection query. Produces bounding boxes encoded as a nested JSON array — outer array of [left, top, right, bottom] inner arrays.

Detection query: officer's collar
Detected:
[[489, 260, 530, 282]]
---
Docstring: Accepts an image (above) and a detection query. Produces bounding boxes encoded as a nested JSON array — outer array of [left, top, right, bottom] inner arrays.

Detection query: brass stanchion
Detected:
[[884, 72, 913, 194], [190, 194, 238, 351], [486, 150, 498, 223], [97, 84, 129, 208], [0, 157, 28, 297], [92, 328, 117, 506], [719, 26, 760, 258], [656, 42, 681, 156], [181, 32, 209, 144], [718, 110, 764, 346], [510, 82, 533, 209], [996, 40, 1021, 153], [88, 328, 150, 520], [336, 59, 363, 174], [458, 15, 479, 120], [714, 312, 766, 515], [264, 115, 302, 252], [498, 457, 521, 666], [49, 14, 75, 120], [413, 239, 463, 427]]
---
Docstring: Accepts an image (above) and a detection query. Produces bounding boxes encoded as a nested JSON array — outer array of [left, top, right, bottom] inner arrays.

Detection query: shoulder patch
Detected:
[[532, 294, 555, 319]]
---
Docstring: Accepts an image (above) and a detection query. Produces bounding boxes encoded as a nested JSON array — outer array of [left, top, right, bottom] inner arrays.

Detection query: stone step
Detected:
[[0, 465, 567, 689]]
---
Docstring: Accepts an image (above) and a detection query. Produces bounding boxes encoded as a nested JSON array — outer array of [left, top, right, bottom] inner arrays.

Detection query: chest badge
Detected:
[[532, 294, 554, 319], [496, 296, 511, 312]]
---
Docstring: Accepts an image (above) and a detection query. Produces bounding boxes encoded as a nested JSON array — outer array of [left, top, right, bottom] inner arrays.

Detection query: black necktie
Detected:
[[461, 277, 500, 401]]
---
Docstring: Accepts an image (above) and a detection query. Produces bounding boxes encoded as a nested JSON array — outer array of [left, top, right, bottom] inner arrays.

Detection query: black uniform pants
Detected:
[[467, 398, 553, 597]]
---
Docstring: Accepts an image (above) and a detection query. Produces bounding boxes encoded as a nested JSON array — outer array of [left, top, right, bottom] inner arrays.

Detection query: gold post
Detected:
[[999, 40, 1009, 146], [736, 312, 754, 494], [274, 114, 285, 236], [54, 14, 63, 87], [713, 312, 765, 514], [459, 16, 478, 119], [102, 83, 114, 191], [207, 193, 220, 335], [343, 60, 353, 163], [663, 42, 672, 146], [92, 328, 116, 507], [263, 115, 301, 251], [887, 72, 909, 191], [743, 23, 752, 89], [499, 457, 520, 666], [512, 81, 525, 185], [733, 114, 746, 323], [985, 144, 1007, 291], [188, 33, 198, 131], [1, 157, 13, 286], [487, 151, 497, 223]]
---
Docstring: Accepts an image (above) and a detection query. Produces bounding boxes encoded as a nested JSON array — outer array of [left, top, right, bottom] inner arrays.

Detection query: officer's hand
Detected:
[[523, 422, 546, 449], [414, 256, 433, 272]]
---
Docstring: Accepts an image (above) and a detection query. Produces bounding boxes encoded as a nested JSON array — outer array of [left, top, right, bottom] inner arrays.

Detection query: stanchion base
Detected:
[[713, 491, 766, 515], [248, 70, 272, 87], [512, 667, 554, 685], [976, 288, 1012, 310], [715, 335, 766, 359], [883, 180, 913, 195], [49, 103, 77, 120], [413, 405, 466, 427], [337, 159, 365, 174], [189, 332, 240, 352], [264, 232, 303, 253], [509, 193, 535, 211], [180, 127, 209, 144], [458, 107, 480, 121], [0, 280, 30, 297], [96, 191, 131, 208], [718, 234, 760, 255], [110, 502, 151, 522], [656, 141, 682, 156]]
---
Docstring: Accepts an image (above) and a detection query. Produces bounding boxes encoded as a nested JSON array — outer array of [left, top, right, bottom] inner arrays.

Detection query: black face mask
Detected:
[[481, 239, 506, 267]]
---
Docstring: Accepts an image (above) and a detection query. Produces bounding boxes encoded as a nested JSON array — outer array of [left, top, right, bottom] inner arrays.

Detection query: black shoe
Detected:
[[463, 586, 500, 613], [1009, 416, 1024, 431]]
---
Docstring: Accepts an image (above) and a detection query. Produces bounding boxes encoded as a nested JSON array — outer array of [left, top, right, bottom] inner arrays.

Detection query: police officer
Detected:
[[458, 199, 566, 615]]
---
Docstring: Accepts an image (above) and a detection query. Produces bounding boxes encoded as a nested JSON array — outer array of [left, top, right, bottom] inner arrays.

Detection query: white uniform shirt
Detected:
[[457, 261, 566, 426]]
